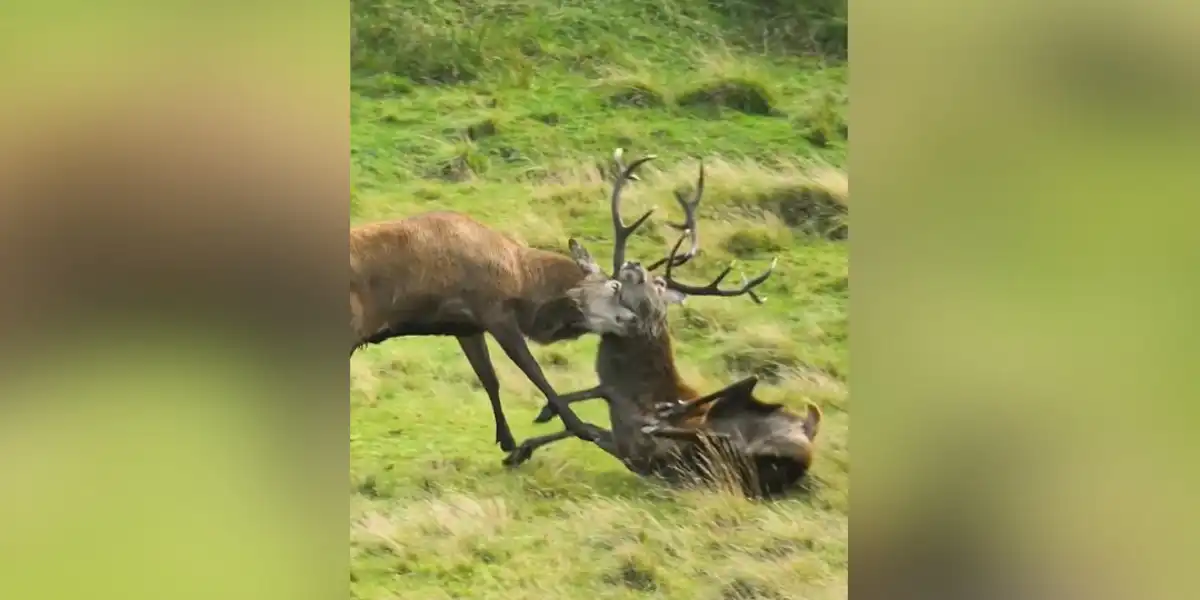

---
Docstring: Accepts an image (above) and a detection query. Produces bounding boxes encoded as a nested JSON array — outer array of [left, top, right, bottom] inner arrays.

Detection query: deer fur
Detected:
[[349, 210, 637, 451], [507, 156, 822, 497]]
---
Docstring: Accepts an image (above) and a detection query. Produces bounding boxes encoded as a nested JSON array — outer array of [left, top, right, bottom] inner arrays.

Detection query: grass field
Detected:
[[350, 1, 848, 597]]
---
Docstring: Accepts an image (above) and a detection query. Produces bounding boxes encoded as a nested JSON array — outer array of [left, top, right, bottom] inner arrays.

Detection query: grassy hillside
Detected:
[[350, 1, 849, 598]]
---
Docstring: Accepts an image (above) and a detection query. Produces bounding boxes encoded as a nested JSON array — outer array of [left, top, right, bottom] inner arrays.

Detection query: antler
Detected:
[[661, 231, 776, 305], [609, 148, 656, 275], [646, 162, 704, 272]]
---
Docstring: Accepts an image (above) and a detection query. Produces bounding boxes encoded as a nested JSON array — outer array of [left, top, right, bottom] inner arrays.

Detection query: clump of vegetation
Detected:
[[707, 0, 847, 59], [721, 576, 785, 599], [677, 77, 777, 116], [351, 73, 414, 98], [604, 80, 669, 108], [531, 111, 560, 125], [464, 117, 498, 141], [700, 166, 848, 240], [793, 90, 847, 149], [426, 142, 490, 182], [718, 325, 806, 383], [351, 7, 490, 84], [654, 159, 848, 239], [671, 303, 740, 337], [757, 185, 847, 240], [723, 344, 802, 384], [604, 555, 660, 591], [722, 225, 791, 257]]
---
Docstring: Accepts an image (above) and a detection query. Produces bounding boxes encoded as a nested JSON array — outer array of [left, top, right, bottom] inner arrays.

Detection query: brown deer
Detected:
[[349, 152, 657, 451], [507, 160, 823, 497]]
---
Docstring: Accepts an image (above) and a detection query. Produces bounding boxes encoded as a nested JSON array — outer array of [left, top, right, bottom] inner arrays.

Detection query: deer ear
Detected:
[[568, 238, 601, 275], [662, 288, 687, 305], [802, 402, 822, 440], [653, 277, 687, 304]]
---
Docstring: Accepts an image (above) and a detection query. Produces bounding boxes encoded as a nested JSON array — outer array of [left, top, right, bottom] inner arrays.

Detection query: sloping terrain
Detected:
[[351, 1, 848, 597]]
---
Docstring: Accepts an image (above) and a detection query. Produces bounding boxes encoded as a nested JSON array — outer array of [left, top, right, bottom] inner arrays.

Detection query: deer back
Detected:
[[350, 211, 637, 349]]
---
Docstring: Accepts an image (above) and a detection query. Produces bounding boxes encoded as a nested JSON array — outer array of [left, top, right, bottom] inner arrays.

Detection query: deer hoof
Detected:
[[502, 445, 533, 468], [532, 405, 557, 424], [651, 403, 678, 420]]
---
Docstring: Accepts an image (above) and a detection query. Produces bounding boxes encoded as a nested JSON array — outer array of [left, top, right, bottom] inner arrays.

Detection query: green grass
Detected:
[[351, 0, 848, 597]]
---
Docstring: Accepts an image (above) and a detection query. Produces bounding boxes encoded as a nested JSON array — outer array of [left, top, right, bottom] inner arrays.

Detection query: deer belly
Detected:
[[377, 321, 484, 337], [376, 298, 485, 338]]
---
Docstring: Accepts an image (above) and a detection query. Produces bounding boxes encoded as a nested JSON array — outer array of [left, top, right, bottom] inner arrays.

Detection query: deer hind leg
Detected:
[[488, 323, 600, 443], [641, 424, 731, 443], [503, 425, 618, 468], [532, 385, 607, 423], [457, 334, 516, 452]]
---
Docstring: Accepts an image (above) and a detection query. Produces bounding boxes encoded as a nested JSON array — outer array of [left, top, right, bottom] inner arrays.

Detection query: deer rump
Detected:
[[614, 375, 821, 499]]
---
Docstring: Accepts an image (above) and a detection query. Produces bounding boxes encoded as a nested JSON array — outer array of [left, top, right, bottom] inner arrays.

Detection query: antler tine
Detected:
[[646, 161, 705, 272], [742, 272, 767, 304], [609, 148, 656, 274], [662, 232, 776, 305], [612, 147, 642, 181]]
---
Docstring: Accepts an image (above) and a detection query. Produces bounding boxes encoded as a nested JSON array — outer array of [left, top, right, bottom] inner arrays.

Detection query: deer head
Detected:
[[555, 238, 639, 336], [559, 149, 664, 338]]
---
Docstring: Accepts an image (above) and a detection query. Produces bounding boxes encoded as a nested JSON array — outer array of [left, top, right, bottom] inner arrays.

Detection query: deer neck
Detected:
[[516, 250, 590, 345], [594, 326, 716, 480], [596, 327, 692, 407]]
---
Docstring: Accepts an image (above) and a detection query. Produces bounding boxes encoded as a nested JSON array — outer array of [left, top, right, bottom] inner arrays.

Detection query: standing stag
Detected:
[[510, 159, 822, 497], [348, 154, 656, 450]]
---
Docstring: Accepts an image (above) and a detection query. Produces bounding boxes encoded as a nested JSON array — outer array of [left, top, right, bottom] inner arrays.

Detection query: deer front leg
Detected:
[[456, 334, 516, 452], [653, 376, 761, 422], [488, 324, 601, 443], [502, 424, 619, 468], [652, 396, 716, 423], [640, 423, 733, 443], [532, 385, 607, 423]]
